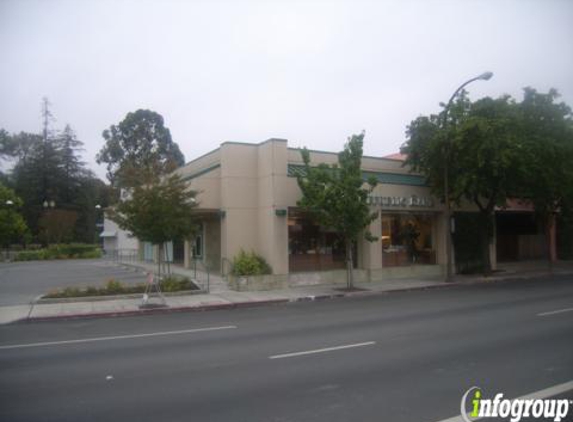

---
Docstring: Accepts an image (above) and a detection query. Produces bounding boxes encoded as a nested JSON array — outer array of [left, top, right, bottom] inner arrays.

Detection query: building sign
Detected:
[[367, 195, 434, 208]]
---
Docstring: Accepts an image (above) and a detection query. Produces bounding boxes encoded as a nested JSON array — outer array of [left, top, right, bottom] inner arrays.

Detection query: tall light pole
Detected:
[[443, 71, 493, 282]]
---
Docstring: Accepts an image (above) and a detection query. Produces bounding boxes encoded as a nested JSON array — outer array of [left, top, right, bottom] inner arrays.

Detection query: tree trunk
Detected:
[[479, 211, 493, 276], [345, 239, 354, 290], [157, 242, 162, 280], [165, 243, 171, 275], [545, 213, 555, 275]]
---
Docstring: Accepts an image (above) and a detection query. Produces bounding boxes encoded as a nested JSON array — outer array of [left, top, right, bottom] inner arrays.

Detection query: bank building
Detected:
[[101, 138, 555, 288]]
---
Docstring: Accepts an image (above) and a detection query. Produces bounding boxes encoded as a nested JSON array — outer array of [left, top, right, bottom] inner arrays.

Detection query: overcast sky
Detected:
[[1, 0, 572, 181]]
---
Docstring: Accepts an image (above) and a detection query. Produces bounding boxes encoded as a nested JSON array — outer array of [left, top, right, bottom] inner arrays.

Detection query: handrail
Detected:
[[191, 256, 210, 293]]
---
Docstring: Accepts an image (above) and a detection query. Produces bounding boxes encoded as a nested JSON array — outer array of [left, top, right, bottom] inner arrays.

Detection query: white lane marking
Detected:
[[269, 341, 376, 360], [431, 380, 573, 422], [0, 325, 237, 350], [538, 307, 573, 317]]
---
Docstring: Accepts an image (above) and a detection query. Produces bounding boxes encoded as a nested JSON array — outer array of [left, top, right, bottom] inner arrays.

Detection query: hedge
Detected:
[[14, 244, 102, 261]]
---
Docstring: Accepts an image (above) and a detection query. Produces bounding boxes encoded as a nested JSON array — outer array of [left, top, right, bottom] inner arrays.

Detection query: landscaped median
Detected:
[[14, 244, 102, 261], [38, 275, 205, 303]]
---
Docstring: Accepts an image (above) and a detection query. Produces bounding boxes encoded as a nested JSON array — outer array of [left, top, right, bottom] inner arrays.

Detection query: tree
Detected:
[[296, 133, 377, 289], [54, 124, 87, 206], [3, 99, 109, 244], [518, 88, 573, 262], [110, 174, 198, 278], [11, 132, 63, 236], [402, 93, 525, 274], [402, 88, 573, 273], [1, 131, 42, 164], [97, 109, 185, 188], [0, 183, 29, 250]]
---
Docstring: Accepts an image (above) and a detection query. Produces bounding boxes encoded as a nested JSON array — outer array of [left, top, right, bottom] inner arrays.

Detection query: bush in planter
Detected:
[[231, 250, 272, 276], [160, 275, 198, 292]]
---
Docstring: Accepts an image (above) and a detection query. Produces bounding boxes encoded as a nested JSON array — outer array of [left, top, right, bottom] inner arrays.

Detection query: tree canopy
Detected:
[[97, 109, 185, 187], [0, 183, 29, 247], [1, 99, 110, 244], [401, 87, 573, 272], [110, 174, 199, 276], [296, 133, 377, 289]]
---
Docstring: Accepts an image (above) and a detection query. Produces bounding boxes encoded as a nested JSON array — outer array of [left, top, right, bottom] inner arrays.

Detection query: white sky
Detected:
[[1, 0, 572, 180]]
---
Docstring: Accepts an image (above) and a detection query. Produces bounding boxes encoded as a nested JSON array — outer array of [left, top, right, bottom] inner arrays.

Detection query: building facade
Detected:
[[175, 138, 452, 283]]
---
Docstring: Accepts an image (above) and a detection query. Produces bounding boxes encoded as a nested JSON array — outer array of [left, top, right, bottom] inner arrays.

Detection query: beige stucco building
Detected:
[[175, 138, 451, 284]]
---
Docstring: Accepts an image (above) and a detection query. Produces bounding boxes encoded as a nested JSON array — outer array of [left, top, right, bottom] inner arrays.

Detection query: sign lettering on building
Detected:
[[367, 195, 434, 208]]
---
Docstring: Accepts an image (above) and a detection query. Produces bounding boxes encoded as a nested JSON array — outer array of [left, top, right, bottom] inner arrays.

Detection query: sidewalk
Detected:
[[1, 260, 572, 324]]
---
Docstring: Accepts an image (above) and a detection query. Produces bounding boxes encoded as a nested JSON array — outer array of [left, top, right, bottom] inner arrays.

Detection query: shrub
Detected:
[[105, 278, 123, 293], [231, 250, 272, 276], [160, 275, 198, 292], [15, 250, 47, 261], [14, 244, 101, 261]]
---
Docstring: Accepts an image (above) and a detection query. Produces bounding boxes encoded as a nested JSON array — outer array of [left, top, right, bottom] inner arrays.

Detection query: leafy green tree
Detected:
[[110, 174, 198, 278], [296, 133, 377, 289], [54, 124, 87, 205], [0, 183, 29, 249], [11, 133, 64, 236], [3, 100, 109, 243], [518, 88, 573, 261], [97, 109, 185, 188], [402, 93, 526, 274], [402, 88, 573, 273]]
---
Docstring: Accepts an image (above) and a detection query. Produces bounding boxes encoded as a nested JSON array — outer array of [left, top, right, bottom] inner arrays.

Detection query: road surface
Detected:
[[0, 276, 572, 421]]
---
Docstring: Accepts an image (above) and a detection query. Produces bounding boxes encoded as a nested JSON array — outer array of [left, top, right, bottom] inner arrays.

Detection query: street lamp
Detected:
[[442, 71, 493, 282], [43, 200, 55, 209]]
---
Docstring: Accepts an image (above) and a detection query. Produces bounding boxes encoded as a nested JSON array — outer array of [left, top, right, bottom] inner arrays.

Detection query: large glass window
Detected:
[[288, 210, 356, 272], [381, 214, 436, 267]]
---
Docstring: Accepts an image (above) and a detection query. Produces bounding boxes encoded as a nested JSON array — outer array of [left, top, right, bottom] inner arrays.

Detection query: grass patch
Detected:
[[43, 276, 199, 299]]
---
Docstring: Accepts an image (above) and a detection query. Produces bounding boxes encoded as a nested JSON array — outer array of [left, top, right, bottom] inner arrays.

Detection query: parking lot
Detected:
[[0, 259, 147, 306]]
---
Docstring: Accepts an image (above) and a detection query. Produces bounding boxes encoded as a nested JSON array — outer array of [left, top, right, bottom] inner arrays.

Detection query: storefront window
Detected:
[[288, 210, 356, 272], [381, 214, 436, 267]]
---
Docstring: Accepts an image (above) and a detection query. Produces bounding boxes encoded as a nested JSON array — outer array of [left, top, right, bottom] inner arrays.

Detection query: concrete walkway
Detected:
[[1, 260, 572, 324]]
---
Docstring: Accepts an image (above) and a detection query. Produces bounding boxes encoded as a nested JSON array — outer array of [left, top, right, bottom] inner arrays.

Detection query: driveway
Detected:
[[0, 259, 148, 306]]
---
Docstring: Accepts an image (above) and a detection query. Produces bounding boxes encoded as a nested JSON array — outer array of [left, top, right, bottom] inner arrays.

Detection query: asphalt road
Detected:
[[0, 277, 572, 422], [0, 259, 148, 305]]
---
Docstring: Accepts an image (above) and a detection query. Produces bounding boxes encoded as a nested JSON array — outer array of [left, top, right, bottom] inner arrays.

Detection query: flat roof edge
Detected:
[[287, 147, 406, 163]]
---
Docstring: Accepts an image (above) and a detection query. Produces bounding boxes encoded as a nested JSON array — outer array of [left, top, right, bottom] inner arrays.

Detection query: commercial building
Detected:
[[104, 138, 556, 286], [174, 138, 449, 284]]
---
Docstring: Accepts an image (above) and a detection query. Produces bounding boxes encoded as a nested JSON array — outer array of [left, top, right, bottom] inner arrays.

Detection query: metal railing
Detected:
[[191, 256, 210, 293], [107, 249, 140, 263]]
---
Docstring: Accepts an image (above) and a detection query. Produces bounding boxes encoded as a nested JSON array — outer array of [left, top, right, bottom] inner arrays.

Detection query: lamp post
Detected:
[[3, 200, 14, 260], [42, 199, 56, 246], [442, 71, 493, 282], [95, 204, 103, 246]]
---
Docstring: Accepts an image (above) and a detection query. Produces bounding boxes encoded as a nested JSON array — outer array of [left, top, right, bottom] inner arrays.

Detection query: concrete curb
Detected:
[[19, 282, 462, 324], [36, 289, 207, 304], [21, 298, 292, 323], [14, 270, 573, 324]]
